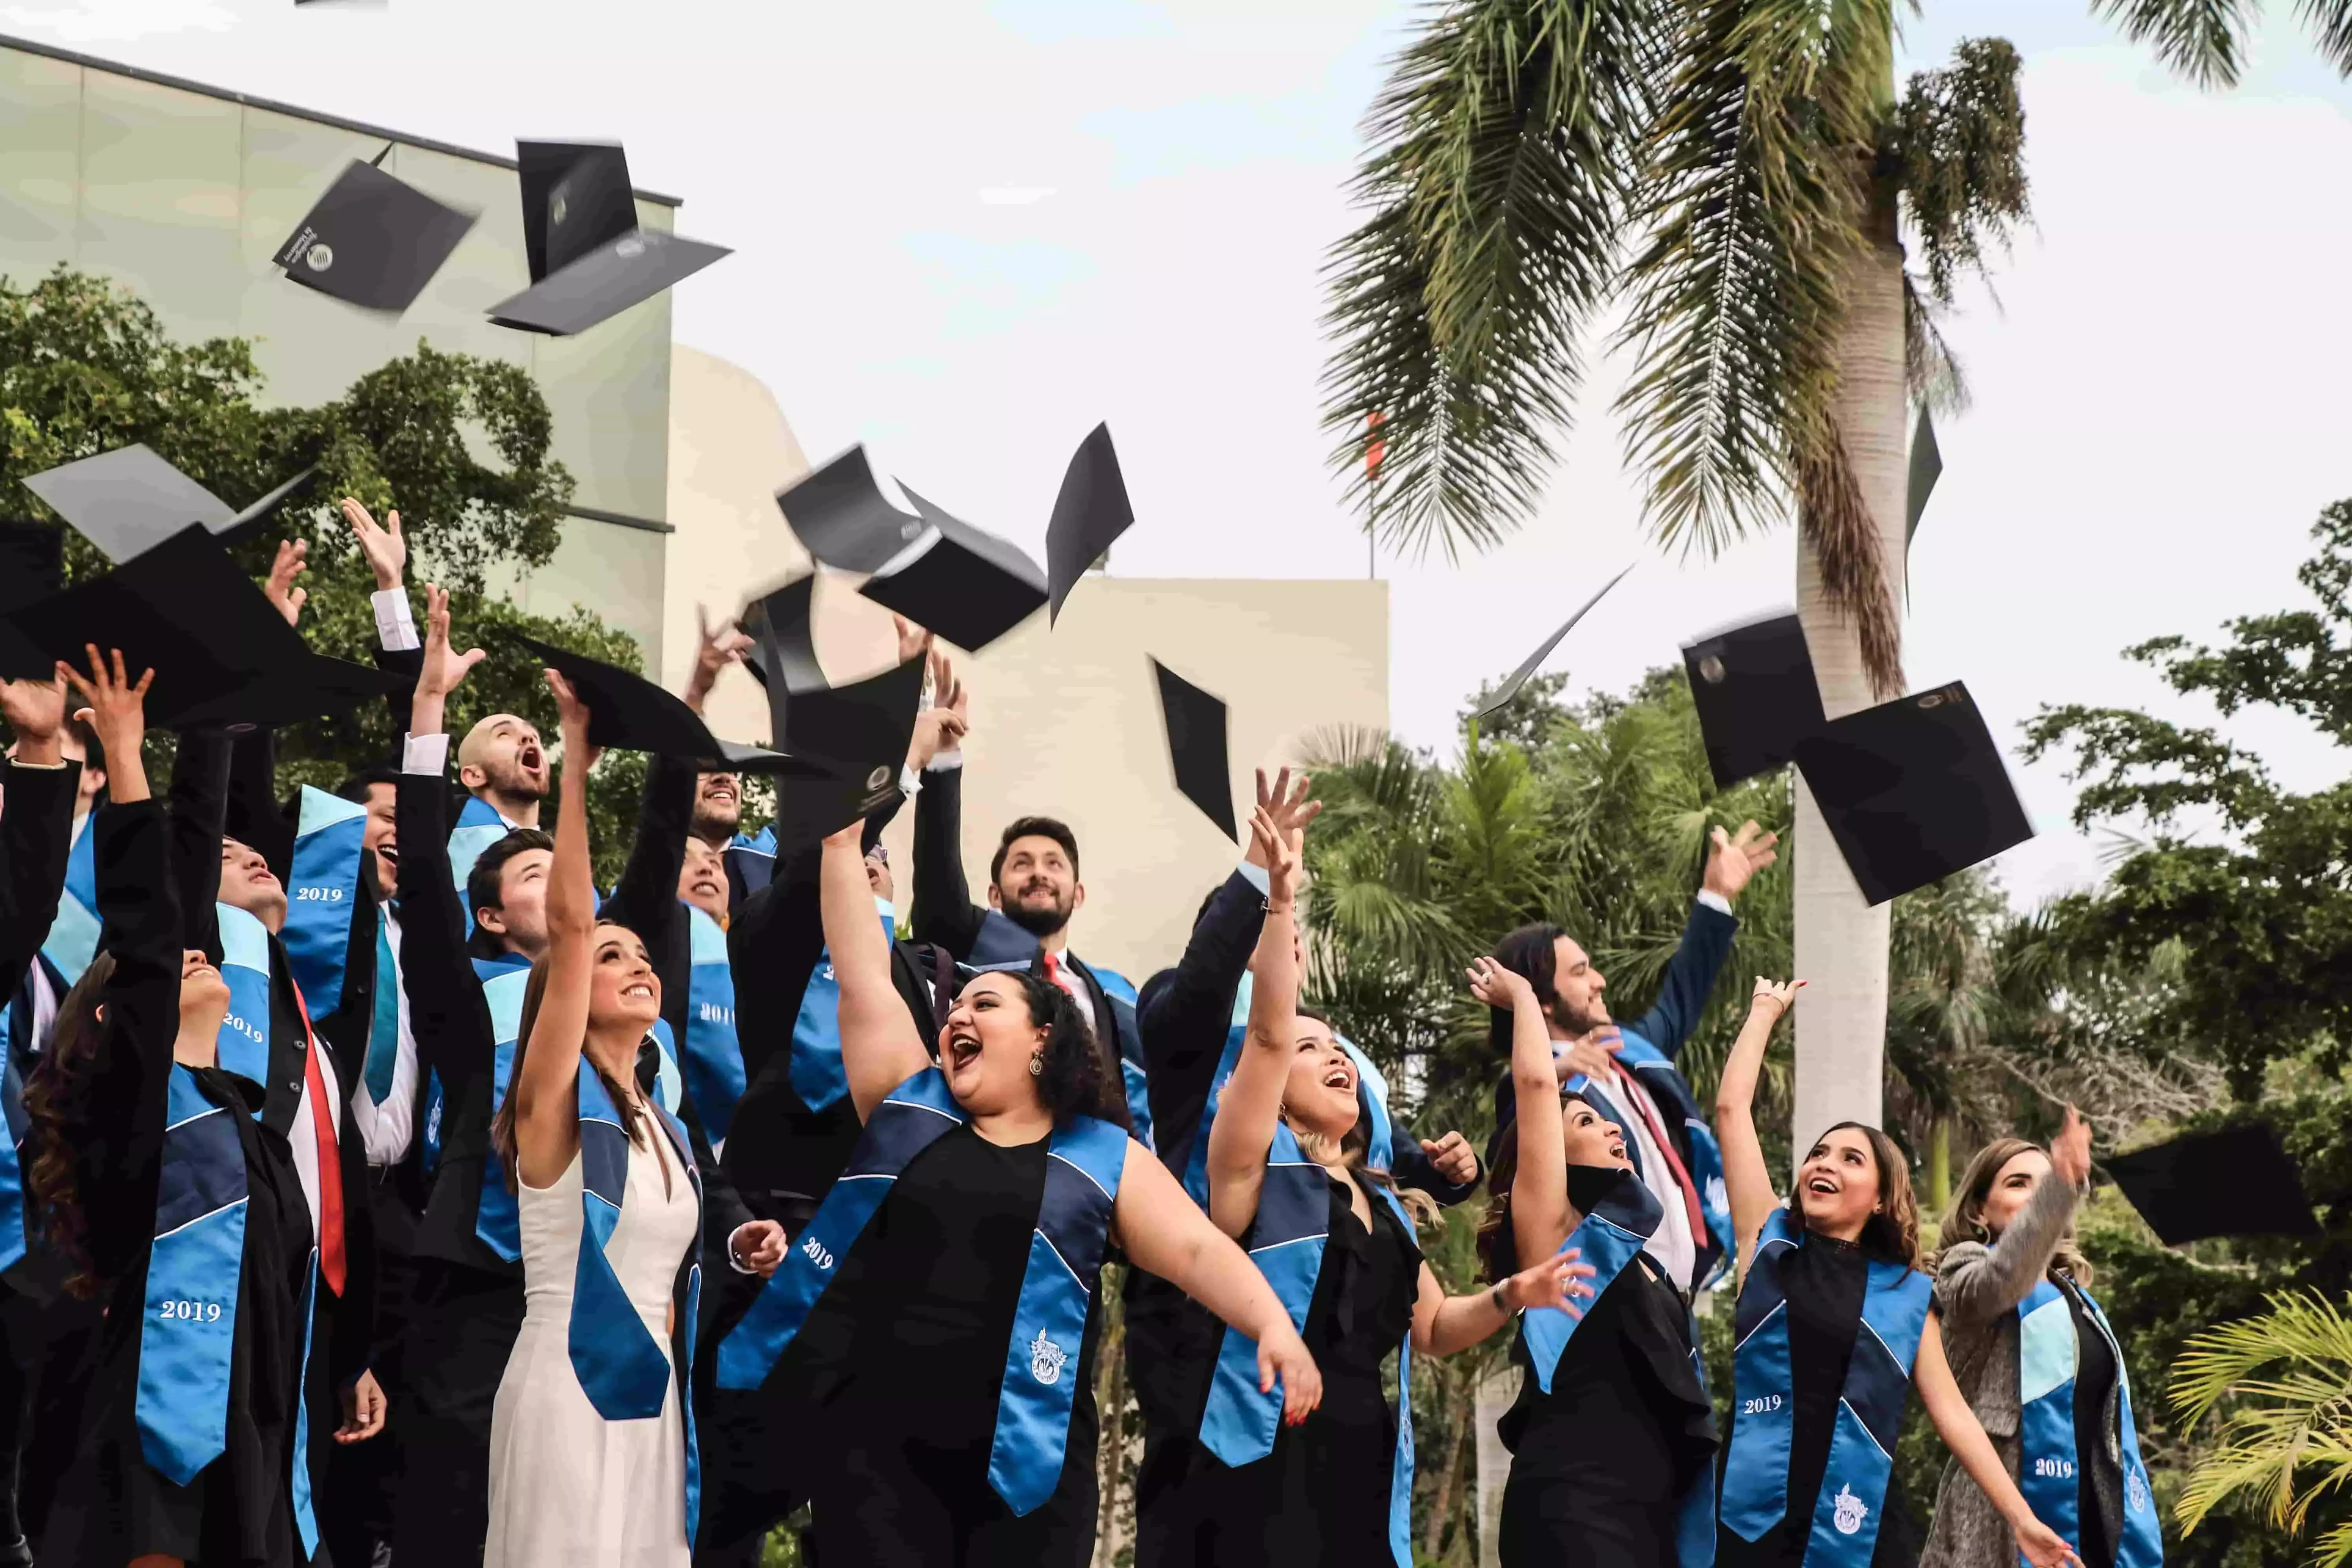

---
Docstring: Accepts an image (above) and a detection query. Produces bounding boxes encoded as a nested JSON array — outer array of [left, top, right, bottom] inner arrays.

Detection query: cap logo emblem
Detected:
[[305, 244, 335, 273], [1918, 692, 1944, 710], [1698, 655, 1726, 684], [866, 766, 891, 791], [550, 190, 569, 226], [616, 236, 646, 259]]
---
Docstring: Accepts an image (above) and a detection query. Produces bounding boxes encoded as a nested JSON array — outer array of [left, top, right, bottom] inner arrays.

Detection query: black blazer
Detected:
[[0, 757, 80, 1060]]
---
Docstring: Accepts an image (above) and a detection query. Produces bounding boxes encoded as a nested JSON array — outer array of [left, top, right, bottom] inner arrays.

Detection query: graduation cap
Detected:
[[741, 574, 828, 694], [486, 140, 730, 336], [1907, 407, 1942, 548], [1472, 564, 1634, 724], [763, 655, 927, 853], [1791, 681, 2032, 906], [170, 652, 411, 732], [857, 487, 1047, 653], [0, 526, 312, 726], [2102, 1122, 2321, 1246], [776, 446, 931, 574], [504, 632, 797, 770], [0, 522, 65, 684], [1683, 613, 1828, 789], [273, 152, 477, 314], [1045, 423, 1133, 626], [22, 445, 318, 564], [1152, 657, 1236, 839]]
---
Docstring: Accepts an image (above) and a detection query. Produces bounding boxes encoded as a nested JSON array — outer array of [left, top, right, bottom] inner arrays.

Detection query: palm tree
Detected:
[[1320, 0, 2352, 1143], [2172, 1289, 2352, 1565]]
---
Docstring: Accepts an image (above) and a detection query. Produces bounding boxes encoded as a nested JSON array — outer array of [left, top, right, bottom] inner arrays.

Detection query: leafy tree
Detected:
[[1, 265, 653, 880]]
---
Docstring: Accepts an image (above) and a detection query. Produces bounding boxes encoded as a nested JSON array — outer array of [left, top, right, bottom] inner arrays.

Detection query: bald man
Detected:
[[455, 711, 550, 829]]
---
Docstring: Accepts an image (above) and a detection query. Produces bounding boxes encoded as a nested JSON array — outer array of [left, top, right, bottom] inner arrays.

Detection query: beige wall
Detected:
[[663, 345, 1390, 983]]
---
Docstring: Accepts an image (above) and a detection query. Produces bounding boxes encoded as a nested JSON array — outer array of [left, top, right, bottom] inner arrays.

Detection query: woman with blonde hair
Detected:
[[1713, 979, 2080, 1568], [1924, 1111, 2161, 1568]]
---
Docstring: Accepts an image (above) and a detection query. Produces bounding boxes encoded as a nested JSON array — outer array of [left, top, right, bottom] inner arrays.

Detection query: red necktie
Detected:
[[1610, 1063, 1706, 1242], [290, 979, 347, 1297]]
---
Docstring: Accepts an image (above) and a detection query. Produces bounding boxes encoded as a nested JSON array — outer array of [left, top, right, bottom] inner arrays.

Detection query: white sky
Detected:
[[8, 0, 2349, 907]]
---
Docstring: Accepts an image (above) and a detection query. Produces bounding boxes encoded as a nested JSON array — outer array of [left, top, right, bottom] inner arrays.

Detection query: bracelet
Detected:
[[1489, 1282, 1510, 1314]]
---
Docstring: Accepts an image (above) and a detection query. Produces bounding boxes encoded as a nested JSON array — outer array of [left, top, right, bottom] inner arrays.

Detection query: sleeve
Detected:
[[167, 730, 234, 960], [724, 845, 828, 1092], [372, 589, 420, 655], [1931, 1173, 2081, 1330], [0, 757, 80, 985], [392, 760, 489, 1097], [371, 635, 425, 759], [1622, 898, 1739, 1062], [909, 760, 985, 959], [1136, 869, 1264, 1080], [601, 757, 698, 976]]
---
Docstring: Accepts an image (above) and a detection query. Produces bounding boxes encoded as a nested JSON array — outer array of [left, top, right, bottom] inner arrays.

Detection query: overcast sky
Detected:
[[7, 0, 2349, 906]]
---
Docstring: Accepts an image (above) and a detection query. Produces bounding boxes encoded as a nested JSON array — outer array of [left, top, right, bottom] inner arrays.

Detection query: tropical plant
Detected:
[[1319, 0, 2352, 1144], [2172, 1290, 2352, 1566]]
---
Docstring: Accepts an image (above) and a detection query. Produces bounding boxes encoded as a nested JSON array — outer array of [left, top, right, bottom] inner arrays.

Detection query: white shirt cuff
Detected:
[[403, 733, 450, 776], [1236, 860, 1271, 897], [4, 758, 67, 771], [899, 763, 923, 799], [1695, 889, 1732, 916], [373, 589, 421, 653], [926, 750, 964, 774]]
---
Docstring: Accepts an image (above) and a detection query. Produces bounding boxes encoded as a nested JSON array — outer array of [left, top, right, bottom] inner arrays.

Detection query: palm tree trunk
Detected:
[[1091, 1280, 1127, 1568], [1423, 1369, 1472, 1560], [1793, 165, 1909, 1152], [1926, 1114, 1953, 1212]]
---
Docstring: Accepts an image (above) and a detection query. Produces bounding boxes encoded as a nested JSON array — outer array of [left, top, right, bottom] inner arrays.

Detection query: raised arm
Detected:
[[1410, 1249, 1593, 1358], [1934, 1108, 2090, 1330], [399, 587, 489, 1089], [1916, 1314, 2085, 1568], [1715, 978, 1801, 1286], [1204, 805, 1302, 1239], [347, 499, 422, 749], [1470, 955, 1571, 1274], [166, 726, 232, 957], [1111, 1139, 1323, 1425], [0, 675, 78, 982], [1622, 821, 1772, 1059], [822, 825, 931, 1121], [510, 670, 597, 1188], [909, 649, 984, 958]]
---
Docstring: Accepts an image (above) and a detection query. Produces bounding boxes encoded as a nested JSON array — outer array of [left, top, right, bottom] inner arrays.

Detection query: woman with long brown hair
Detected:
[[1714, 978, 2080, 1568], [481, 671, 703, 1568], [1924, 1112, 2160, 1568]]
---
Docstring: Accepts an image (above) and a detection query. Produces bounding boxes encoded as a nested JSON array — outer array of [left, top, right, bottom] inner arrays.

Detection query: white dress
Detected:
[[484, 1125, 699, 1567]]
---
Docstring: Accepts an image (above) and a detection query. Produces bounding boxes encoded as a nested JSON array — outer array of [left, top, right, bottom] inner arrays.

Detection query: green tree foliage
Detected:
[[1, 265, 651, 880]]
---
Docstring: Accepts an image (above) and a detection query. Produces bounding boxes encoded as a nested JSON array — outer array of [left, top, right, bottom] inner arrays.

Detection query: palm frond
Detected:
[[2092, 0, 2256, 89], [1904, 272, 1970, 414], [1798, 423, 1906, 695], [2172, 1291, 2352, 1548], [1898, 37, 2031, 304], [1321, 0, 1664, 561], [2302, 0, 2352, 77]]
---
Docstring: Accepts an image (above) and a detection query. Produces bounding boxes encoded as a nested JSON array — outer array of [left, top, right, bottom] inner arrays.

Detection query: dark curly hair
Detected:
[[961, 966, 1130, 1130], [24, 954, 119, 1299]]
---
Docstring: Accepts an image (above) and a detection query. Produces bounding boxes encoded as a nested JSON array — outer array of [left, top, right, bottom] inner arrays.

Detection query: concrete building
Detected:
[[2, 30, 1390, 983]]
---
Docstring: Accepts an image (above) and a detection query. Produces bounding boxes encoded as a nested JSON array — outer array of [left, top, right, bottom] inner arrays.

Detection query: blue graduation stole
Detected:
[[1522, 1169, 1664, 1393], [38, 814, 100, 988], [725, 827, 776, 906], [1180, 976, 1399, 1204], [1559, 1026, 1734, 1285], [787, 899, 897, 1114], [290, 1245, 323, 1558], [641, 1021, 687, 1119], [136, 1069, 250, 1486], [713, 1067, 1129, 1515], [571, 1064, 705, 1538], [447, 795, 509, 933], [2016, 1278, 2163, 1568], [1720, 1209, 1932, 1564], [0, 1054, 25, 1275], [213, 904, 275, 1091], [362, 920, 401, 1105], [419, 954, 532, 1255], [678, 904, 745, 1143], [281, 787, 369, 1020]]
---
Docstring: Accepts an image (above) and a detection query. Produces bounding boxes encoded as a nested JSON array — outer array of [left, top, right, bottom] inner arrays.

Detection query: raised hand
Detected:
[[893, 614, 933, 666], [906, 650, 969, 771], [412, 584, 486, 738], [1255, 1320, 1323, 1426], [2050, 1104, 2092, 1189], [1248, 804, 1301, 908], [264, 538, 309, 628], [1418, 1131, 1479, 1187], [58, 646, 154, 802], [1249, 768, 1323, 864], [1750, 976, 1806, 1018], [1466, 955, 1537, 1012], [341, 497, 407, 591], [545, 668, 599, 774], [0, 673, 67, 765], [1558, 1026, 1623, 1086], [1703, 820, 1780, 904], [685, 604, 756, 714], [1506, 1247, 1599, 1318]]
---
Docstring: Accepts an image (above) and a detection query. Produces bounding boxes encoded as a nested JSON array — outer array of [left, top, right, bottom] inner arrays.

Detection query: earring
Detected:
[[1028, 1050, 1044, 1077]]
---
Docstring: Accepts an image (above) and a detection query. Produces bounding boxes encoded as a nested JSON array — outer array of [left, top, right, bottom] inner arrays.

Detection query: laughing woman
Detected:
[[483, 673, 704, 1568], [1185, 810, 1597, 1568], [1714, 979, 2080, 1568], [1470, 955, 1718, 1568], [1924, 1113, 2161, 1568], [710, 821, 1322, 1568]]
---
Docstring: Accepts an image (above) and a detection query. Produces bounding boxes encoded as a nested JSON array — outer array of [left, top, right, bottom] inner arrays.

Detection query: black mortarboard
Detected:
[[764, 655, 926, 852], [1683, 613, 1827, 789], [22, 445, 317, 564], [1473, 564, 1634, 724], [0, 522, 65, 682], [2102, 1122, 2321, 1246], [1152, 657, 1236, 840], [170, 652, 411, 731], [1792, 681, 2032, 905], [744, 574, 828, 694], [776, 446, 930, 574], [0, 526, 310, 725], [505, 633, 794, 770], [1907, 407, 1942, 547], [1045, 423, 1132, 626], [487, 140, 729, 337], [274, 154, 476, 314], [857, 487, 1047, 653]]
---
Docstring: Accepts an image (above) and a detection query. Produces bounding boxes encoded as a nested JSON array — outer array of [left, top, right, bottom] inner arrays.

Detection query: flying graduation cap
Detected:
[[1152, 657, 1236, 840], [273, 148, 476, 313], [504, 632, 795, 770], [1472, 564, 1635, 723], [1683, 613, 1828, 789], [762, 655, 927, 853], [487, 140, 731, 336], [857, 486, 1048, 653], [1045, 423, 1133, 625], [22, 445, 318, 565], [1791, 681, 2033, 906], [1907, 407, 1943, 548], [2101, 1122, 2321, 1246], [171, 652, 410, 732], [776, 446, 932, 574], [739, 574, 828, 694]]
